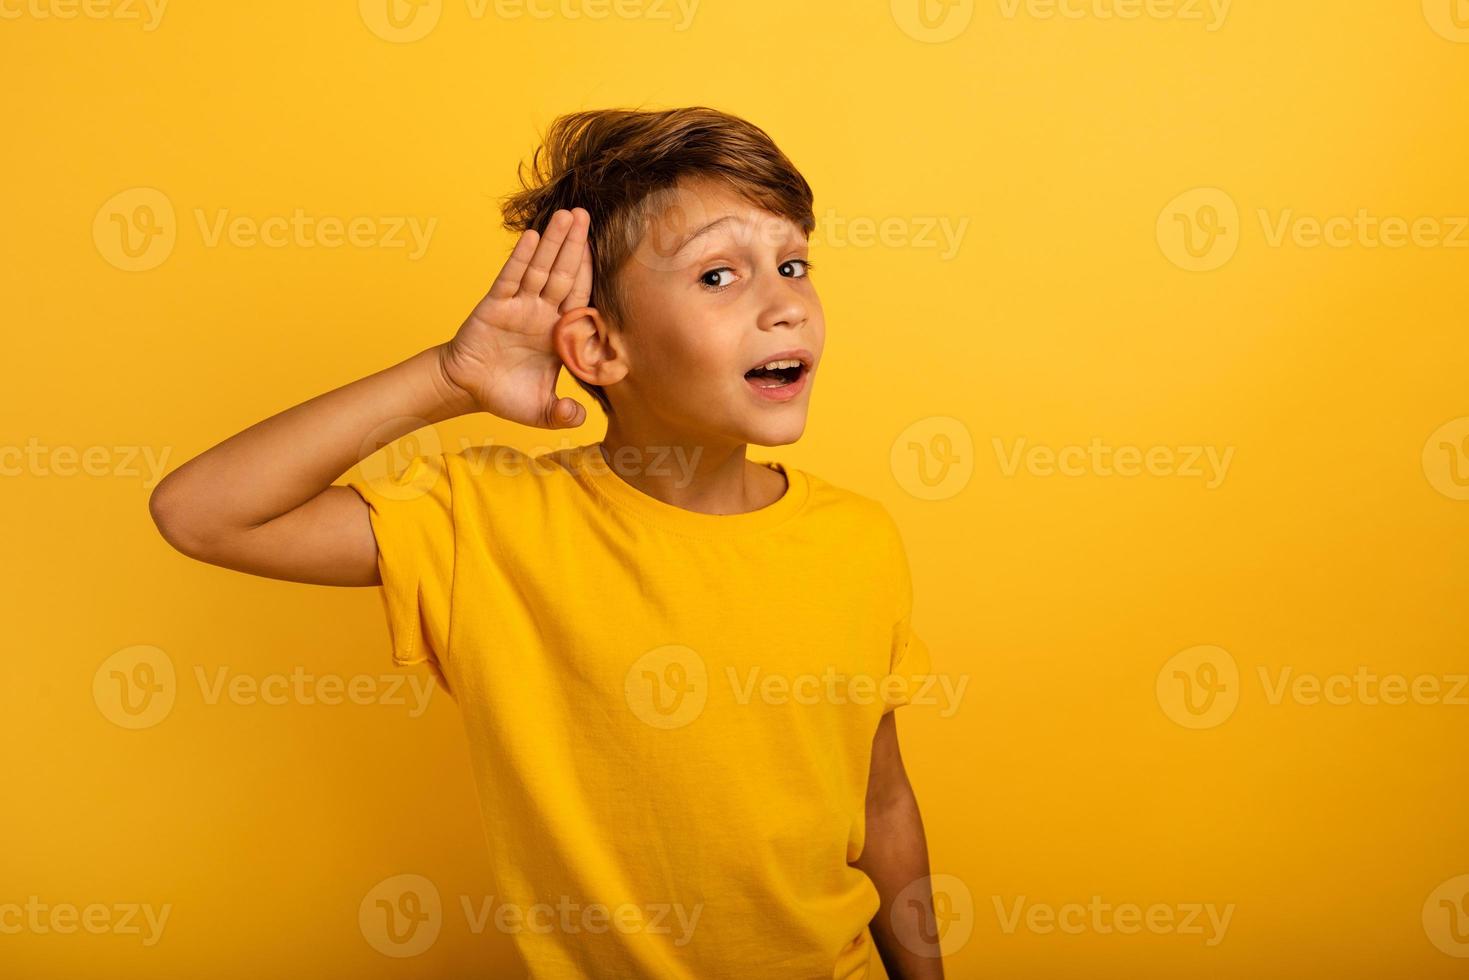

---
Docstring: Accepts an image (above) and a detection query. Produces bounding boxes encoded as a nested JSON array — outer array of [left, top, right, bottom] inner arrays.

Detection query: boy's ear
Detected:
[[552, 306, 629, 390]]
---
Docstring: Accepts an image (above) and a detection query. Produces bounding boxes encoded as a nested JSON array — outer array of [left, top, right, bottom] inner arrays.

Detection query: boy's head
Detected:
[[501, 106, 822, 449]]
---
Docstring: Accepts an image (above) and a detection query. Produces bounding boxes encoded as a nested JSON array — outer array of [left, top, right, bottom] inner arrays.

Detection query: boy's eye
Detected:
[[699, 268, 737, 290], [699, 259, 813, 292]]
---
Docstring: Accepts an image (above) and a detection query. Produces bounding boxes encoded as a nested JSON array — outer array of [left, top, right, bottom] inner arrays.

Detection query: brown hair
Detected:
[[500, 106, 816, 415]]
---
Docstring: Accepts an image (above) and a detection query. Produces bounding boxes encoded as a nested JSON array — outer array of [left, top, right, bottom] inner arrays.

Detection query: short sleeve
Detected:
[[344, 451, 456, 692], [882, 510, 932, 714]]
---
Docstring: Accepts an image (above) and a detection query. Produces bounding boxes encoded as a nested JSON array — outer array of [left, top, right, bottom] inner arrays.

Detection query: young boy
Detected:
[[149, 106, 942, 979]]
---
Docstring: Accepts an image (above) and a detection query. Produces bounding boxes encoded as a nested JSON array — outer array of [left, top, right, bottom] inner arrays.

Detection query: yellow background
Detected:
[[3, 0, 1468, 976]]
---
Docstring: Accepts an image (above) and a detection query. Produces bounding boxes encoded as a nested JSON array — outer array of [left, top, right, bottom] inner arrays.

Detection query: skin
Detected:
[[146, 176, 941, 977], [556, 176, 823, 511]]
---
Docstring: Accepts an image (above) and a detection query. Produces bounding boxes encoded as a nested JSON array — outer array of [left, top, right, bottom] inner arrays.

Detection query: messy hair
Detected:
[[500, 106, 816, 415]]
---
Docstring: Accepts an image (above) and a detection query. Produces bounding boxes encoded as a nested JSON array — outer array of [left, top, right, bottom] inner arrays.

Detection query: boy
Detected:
[[149, 106, 942, 979]]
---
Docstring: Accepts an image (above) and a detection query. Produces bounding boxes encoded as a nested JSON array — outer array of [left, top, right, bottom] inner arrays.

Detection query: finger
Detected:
[[487, 228, 540, 300], [561, 234, 593, 313], [518, 209, 574, 298], [544, 396, 585, 429], [541, 208, 590, 304]]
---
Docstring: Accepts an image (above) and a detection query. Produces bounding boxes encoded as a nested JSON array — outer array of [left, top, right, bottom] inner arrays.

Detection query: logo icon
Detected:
[[891, 416, 973, 501], [1424, 874, 1469, 957], [1156, 644, 1239, 729], [624, 645, 708, 729], [93, 645, 176, 730], [1423, 0, 1469, 41], [359, 874, 442, 957], [356, 420, 445, 503], [891, 873, 974, 955], [1423, 417, 1469, 501], [1157, 188, 1240, 272], [891, 0, 974, 42], [94, 188, 176, 272], [359, 0, 443, 43]]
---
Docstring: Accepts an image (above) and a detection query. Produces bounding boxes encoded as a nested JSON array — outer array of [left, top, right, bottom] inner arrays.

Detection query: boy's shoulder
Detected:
[[793, 466, 906, 545], [436, 443, 904, 544]]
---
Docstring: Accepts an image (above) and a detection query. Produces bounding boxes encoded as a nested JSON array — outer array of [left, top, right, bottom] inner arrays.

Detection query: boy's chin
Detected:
[[739, 413, 808, 449]]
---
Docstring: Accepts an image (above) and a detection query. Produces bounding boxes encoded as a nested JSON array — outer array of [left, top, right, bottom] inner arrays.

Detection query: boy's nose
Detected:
[[756, 281, 809, 332]]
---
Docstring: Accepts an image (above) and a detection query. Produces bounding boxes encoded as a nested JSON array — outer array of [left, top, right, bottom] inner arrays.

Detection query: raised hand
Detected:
[[440, 207, 595, 428]]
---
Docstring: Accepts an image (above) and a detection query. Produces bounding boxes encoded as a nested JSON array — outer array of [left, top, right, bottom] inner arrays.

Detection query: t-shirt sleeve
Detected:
[[883, 509, 932, 714], [344, 450, 456, 690]]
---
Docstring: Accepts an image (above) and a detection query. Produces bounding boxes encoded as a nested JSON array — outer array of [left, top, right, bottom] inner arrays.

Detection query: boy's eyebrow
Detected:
[[672, 214, 739, 256], [671, 213, 801, 256]]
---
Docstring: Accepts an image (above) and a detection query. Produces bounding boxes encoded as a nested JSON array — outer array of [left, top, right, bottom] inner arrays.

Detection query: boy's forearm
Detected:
[[152, 344, 475, 538], [853, 789, 945, 979]]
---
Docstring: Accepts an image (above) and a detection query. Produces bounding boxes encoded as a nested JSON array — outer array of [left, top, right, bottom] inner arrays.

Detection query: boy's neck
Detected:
[[596, 424, 788, 517]]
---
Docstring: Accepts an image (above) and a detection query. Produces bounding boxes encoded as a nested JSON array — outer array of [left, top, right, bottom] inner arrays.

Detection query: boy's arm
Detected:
[[851, 711, 945, 980], [148, 345, 475, 586], [148, 207, 594, 586]]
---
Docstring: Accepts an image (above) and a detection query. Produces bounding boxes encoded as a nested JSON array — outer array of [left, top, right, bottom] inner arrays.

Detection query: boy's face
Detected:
[[608, 177, 823, 449]]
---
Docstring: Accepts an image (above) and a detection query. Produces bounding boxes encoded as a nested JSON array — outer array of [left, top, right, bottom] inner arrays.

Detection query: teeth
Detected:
[[755, 358, 802, 371]]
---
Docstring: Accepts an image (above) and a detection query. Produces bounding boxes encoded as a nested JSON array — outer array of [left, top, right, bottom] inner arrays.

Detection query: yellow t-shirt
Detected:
[[347, 442, 931, 979]]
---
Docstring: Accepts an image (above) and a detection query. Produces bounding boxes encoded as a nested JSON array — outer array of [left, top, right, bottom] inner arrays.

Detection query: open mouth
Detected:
[[743, 358, 807, 389]]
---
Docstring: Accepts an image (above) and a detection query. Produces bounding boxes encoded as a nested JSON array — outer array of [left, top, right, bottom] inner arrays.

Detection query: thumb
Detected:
[[546, 397, 585, 429]]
